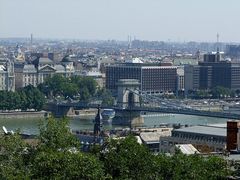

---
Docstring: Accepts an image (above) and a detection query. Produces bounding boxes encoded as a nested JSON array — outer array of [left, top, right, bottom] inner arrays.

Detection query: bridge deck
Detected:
[[53, 102, 240, 120]]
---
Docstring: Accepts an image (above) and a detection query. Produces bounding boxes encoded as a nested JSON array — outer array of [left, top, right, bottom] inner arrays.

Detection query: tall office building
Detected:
[[106, 62, 177, 94], [184, 52, 240, 93]]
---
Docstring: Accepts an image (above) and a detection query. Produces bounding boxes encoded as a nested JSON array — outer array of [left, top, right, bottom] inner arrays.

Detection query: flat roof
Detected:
[[174, 125, 226, 137], [175, 144, 199, 155]]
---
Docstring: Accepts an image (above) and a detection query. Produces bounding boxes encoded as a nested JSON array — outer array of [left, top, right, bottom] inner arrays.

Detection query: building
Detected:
[[184, 51, 240, 93], [226, 45, 240, 59], [20, 56, 74, 88], [82, 70, 104, 88], [0, 58, 15, 91], [170, 144, 199, 155], [177, 67, 184, 92], [29, 52, 56, 61], [139, 127, 172, 153], [106, 62, 178, 95], [226, 121, 240, 151], [160, 125, 226, 153]]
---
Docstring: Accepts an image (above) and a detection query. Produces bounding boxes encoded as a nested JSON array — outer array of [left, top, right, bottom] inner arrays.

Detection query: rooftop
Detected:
[[174, 125, 226, 137], [175, 144, 200, 155]]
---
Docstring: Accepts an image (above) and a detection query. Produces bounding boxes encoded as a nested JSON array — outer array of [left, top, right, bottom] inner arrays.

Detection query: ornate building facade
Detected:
[[21, 56, 75, 88], [0, 57, 15, 91]]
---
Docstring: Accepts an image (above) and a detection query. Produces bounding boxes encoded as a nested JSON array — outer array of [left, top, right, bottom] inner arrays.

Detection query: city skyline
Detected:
[[0, 0, 240, 42]]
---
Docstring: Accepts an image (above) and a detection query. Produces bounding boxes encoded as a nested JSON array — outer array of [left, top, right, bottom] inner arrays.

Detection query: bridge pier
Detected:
[[46, 103, 72, 118], [112, 109, 144, 127]]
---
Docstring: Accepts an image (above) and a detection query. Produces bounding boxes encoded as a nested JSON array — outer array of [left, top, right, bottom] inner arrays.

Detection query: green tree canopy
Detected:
[[97, 88, 115, 106], [100, 136, 155, 179], [38, 117, 80, 151], [0, 133, 31, 179], [153, 152, 230, 179], [39, 75, 97, 101], [211, 86, 231, 98], [0, 117, 233, 179], [0, 85, 45, 111]]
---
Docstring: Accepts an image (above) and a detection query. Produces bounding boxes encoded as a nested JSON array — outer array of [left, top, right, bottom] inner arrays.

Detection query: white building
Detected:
[[0, 58, 15, 91], [22, 56, 74, 87]]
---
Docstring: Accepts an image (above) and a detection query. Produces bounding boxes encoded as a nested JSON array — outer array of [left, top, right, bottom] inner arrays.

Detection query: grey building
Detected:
[[0, 58, 15, 91], [160, 125, 226, 153], [106, 63, 178, 94], [184, 52, 240, 93], [21, 57, 75, 87]]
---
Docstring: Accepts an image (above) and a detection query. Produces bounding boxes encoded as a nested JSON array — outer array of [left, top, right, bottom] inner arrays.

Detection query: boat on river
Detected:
[[101, 109, 115, 122]]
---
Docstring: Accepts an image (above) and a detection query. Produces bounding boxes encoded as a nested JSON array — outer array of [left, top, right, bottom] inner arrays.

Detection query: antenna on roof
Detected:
[[216, 33, 221, 62], [217, 33, 220, 52]]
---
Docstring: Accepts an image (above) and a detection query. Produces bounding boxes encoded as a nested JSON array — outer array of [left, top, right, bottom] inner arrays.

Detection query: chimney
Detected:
[[227, 121, 240, 151]]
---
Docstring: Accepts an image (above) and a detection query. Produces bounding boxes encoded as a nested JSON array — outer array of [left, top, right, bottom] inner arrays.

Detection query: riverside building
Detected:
[[184, 51, 240, 94], [106, 61, 178, 95], [0, 57, 15, 91], [16, 56, 74, 88]]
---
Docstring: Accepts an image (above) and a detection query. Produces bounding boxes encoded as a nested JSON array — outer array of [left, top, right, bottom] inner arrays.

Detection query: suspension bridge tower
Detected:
[[116, 79, 140, 108], [112, 79, 144, 127]]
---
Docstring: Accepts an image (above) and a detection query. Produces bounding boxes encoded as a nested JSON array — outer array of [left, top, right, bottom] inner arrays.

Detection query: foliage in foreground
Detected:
[[0, 117, 233, 179]]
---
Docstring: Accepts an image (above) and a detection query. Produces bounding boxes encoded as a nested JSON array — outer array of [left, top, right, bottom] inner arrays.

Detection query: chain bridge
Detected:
[[49, 79, 240, 126]]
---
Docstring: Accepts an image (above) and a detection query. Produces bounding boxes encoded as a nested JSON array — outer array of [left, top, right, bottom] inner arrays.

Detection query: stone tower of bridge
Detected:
[[116, 79, 140, 109], [113, 79, 144, 127]]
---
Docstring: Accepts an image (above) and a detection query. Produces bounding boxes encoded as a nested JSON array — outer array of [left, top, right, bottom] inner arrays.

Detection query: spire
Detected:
[[217, 33, 220, 52], [93, 105, 102, 136]]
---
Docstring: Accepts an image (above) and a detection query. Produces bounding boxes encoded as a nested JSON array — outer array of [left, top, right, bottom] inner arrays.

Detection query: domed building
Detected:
[[21, 56, 75, 88]]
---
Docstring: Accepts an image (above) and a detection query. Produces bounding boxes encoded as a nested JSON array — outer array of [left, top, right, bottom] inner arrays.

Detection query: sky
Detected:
[[0, 0, 240, 42]]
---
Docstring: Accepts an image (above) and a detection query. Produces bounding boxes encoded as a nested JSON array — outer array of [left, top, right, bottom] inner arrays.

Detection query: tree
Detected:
[[32, 117, 105, 179], [80, 87, 90, 101], [31, 150, 105, 180], [153, 152, 231, 179], [0, 91, 8, 110], [100, 136, 155, 179], [211, 86, 231, 99], [82, 77, 97, 96], [22, 85, 46, 111], [61, 82, 79, 99], [97, 88, 114, 106], [37, 117, 80, 151], [38, 75, 97, 101], [18, 90, 28, 111], [44, 74, 67, 97], [195, 89, 209, 99], [0, 133, 31, 179]]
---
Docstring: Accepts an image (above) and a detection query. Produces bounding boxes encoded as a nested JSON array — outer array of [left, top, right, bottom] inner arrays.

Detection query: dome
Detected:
[[62, 56, 72, 62]]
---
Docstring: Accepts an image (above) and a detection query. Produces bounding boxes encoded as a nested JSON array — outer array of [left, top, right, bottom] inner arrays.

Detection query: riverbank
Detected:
[[67, 108, 98, 118], [0, 111, 48, 119]]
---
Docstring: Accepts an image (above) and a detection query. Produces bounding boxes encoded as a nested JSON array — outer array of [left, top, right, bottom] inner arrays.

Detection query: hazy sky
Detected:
[[0, 0, 239, 42]]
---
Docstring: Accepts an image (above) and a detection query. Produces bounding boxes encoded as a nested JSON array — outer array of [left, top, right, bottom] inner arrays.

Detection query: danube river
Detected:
[[0, 113, 229, 135]]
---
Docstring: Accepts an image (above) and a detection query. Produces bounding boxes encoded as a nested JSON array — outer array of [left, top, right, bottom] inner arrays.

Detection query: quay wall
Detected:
[[0, 111, 47, 119]]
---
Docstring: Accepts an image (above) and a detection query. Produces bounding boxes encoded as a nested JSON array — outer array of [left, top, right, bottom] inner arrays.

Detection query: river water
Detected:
[[0, 114, 229, 135]]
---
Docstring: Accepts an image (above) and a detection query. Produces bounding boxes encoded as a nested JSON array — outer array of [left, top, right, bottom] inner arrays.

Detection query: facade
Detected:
[[21, 57, 74, 87], [177, 67, 184, 91], [226, 121, 240, 151], [184, 52, 240, 93], [139, 127, 172, 153], [0, 58, 15, 91], [106, 63, 178, 94], [160, 125, 226, 153], [226, 45, 240, 59]]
